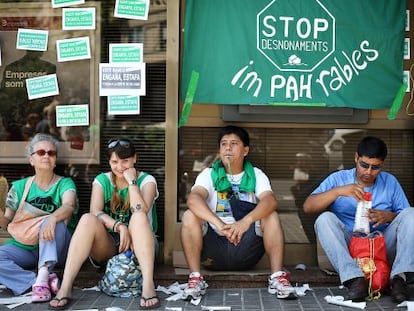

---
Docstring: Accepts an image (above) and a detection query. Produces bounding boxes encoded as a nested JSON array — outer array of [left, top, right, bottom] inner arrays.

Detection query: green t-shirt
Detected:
[[5, 176, 79, 250], [94, 171, 158, 233]]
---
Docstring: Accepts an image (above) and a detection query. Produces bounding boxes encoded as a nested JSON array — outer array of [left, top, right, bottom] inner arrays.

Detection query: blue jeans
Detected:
[[315, 208, 414, 284], [0, 220, 72, 295]]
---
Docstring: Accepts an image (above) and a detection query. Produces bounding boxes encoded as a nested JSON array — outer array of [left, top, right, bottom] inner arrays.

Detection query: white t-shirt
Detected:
[[192, 166, 273, 227]]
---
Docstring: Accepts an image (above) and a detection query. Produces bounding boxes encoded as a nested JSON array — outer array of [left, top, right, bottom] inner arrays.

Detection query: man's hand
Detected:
[[221, 218, 251, 246], [337, 184, 365, 201], [368, 209, 395, 228]]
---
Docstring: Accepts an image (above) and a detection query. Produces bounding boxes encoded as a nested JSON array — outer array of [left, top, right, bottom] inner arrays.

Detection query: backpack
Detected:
[[98, 250, 142, 298]]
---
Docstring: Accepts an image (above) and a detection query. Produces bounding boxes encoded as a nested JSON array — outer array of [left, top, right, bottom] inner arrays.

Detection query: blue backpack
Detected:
[[98, 250, 142, 298]]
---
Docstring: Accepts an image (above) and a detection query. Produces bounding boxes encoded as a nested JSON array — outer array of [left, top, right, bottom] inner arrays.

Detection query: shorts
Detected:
[[89, 232, 159, 269], [201, 223, 265, 270]]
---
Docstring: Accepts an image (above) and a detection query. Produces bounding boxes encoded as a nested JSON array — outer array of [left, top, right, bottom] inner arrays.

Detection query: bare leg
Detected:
[[181, 209, 203, 272], [50, 213, 115, 308], [262, 212, 285, 273], [129, 211, 158, 308]]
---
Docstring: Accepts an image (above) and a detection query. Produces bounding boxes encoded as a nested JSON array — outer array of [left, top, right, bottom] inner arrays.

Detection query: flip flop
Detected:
[[48, 297, 73, 310], [139, 295, 161, 310], [32, 281, 51, 303]]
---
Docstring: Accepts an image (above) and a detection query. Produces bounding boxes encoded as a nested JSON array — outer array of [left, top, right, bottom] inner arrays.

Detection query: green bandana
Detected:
[[211, 159, 256, 193]]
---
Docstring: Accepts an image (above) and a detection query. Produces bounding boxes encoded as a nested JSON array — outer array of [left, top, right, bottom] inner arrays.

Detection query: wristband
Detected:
[[112, 221, 119, 232]]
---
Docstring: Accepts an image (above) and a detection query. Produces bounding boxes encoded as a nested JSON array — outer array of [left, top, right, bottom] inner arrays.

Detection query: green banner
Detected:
[[181, 0, 405, 109]]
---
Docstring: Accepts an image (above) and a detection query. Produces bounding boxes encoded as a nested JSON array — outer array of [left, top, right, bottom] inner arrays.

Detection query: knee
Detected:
[[397, 208, 414, 225], [77, 212, 101, 228], [181, 209, 200, 227], [314, 211, 335, 231], [260, 211, 279, 230]]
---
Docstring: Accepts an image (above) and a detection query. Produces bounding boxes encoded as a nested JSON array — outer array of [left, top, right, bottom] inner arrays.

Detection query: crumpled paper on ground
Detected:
[[324, 295, 366, 309], [0, 293, 31, 309], [157, 281, 312, 305]]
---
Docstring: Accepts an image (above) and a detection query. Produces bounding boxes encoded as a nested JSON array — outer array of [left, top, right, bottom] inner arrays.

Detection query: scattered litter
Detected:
[[190, 297, 202, 305], [227, 293, 239, 296], [294, 283, 311, 297], [82, 285, 101, 291], [0, 293, 31, 309], [165, 293, 183, 301], [201, 306, 231, 310], [324, 295, 366, 309], [158, 281, 202, 304]]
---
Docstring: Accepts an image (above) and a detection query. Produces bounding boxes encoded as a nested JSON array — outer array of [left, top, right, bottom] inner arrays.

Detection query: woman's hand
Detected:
[[118, 223, 131, 253], [41, 215, 57, 241]]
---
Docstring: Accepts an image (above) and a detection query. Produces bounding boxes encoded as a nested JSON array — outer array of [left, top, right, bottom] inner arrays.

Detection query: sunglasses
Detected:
[[108, 139, 130, 149], [31, 149, 57, 157], [358, 161, 381, 171]]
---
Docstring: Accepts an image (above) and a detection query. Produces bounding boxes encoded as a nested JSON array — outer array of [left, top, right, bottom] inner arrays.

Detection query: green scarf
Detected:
[[211, 159, 256, 193]]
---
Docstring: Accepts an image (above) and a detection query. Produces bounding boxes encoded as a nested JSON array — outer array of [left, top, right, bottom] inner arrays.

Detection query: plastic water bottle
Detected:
[[353, 192, 372, 234], [125, 249, 132, 257]]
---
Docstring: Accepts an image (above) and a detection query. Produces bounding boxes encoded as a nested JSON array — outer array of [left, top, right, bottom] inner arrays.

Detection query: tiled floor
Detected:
[[0, 286, 402, 310]]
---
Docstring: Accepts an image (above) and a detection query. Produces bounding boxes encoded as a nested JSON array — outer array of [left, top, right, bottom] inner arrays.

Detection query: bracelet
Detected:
[[112, 221, 120, 232]]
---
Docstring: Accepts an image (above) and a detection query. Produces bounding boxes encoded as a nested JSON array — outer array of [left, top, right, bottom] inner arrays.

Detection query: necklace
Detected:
[[35, 173, 55, 191]]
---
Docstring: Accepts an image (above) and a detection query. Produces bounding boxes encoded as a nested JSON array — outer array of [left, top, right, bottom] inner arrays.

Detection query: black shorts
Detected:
[[201, 223, 265, 270]]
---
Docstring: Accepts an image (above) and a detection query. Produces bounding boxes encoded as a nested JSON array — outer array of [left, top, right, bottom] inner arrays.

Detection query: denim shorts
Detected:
[[201, 223, 265, 270]]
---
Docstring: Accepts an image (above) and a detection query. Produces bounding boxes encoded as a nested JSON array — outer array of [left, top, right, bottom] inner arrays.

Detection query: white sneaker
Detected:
[[182, 272, 208, 300], [268, 271, 297, 299]]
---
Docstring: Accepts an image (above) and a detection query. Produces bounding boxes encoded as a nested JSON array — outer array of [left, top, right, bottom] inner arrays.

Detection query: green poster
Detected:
[[181, 0, 405, 109]]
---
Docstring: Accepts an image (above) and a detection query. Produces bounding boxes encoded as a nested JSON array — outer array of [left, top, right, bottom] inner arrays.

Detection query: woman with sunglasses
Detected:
[[0, 133, 78, 302], [50, 138, 159, 310]]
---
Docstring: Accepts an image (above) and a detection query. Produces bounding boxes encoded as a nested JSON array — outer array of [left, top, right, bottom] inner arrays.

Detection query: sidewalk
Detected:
[[0, 285, 402, 310]]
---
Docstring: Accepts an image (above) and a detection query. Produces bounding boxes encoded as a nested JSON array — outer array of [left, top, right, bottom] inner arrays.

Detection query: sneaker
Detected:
[[182, 272, 208, 300], [268, 271, 297, 299]]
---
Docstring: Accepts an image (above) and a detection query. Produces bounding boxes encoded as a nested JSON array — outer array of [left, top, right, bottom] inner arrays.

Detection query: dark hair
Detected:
[[107, 138, 136, 159], [357, 136, 387, 160], [107, 138, 136, 215], [217, 125, 250, 147]]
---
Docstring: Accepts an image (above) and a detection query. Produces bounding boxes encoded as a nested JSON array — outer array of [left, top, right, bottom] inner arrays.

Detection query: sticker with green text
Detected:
[[114, 0, 150, 20], [17, 29, 48, 51], [62, 8, 96, 30], [109, 43, 143, 63], [52, 0, 85, 9], [108, 95, 140, 115], [56, 104, 89, 127], [26, 74, 59, 100], [56, 37, 91, 62], [99, 63, 146, 96]]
